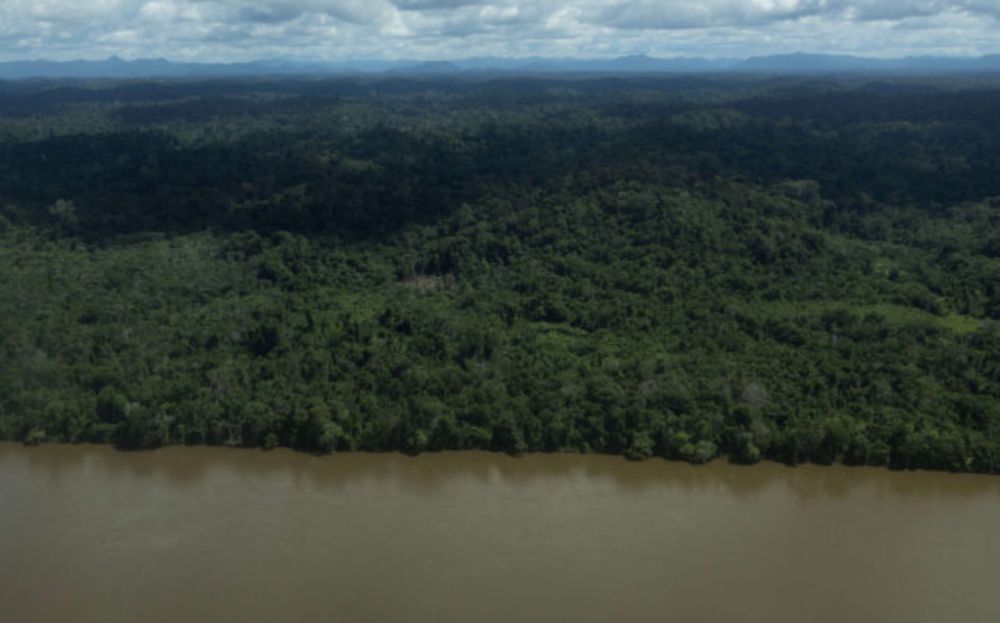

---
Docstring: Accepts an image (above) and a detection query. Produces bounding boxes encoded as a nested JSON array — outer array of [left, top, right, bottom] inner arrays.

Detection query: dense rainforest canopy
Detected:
[[1, 74, 999, 472]]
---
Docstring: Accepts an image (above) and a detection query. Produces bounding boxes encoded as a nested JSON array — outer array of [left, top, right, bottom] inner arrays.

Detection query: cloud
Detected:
[[193, 0, 390, 25], [0, 0, 998, 61], [390, 0, 490, 11], [586, 0, 999, 30], [588, 0, 827, 30]]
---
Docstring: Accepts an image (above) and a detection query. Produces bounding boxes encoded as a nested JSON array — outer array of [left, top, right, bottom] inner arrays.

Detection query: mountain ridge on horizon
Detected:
[[3, 52, 1000, 79]]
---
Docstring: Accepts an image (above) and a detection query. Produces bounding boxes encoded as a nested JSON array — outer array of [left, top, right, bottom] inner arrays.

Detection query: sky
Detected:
[[1, 0, 999, 62]]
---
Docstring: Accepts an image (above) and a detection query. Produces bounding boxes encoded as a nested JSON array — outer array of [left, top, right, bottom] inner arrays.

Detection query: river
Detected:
[[1, 443, 999, 622]]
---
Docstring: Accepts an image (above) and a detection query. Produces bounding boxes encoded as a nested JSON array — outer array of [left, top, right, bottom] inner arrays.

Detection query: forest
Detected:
[[1, 74, 999, 472]]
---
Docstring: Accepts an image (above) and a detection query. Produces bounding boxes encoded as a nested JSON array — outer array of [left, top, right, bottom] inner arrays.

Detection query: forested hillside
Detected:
[[1, 75, 999, 472]]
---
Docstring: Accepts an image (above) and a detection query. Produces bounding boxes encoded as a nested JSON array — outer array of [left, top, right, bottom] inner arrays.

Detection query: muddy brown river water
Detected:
[[2, 443, 999, 622]]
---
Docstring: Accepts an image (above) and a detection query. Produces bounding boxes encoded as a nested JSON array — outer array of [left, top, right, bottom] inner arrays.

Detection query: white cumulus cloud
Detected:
[[0, 0, 997, 61]]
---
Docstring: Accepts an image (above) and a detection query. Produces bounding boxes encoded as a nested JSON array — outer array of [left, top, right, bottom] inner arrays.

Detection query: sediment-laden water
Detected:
[[2, 443, 999, 622]]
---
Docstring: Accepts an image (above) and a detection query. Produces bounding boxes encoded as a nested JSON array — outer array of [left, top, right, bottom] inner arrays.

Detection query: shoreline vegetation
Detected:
[[1, 75, 999, 474]]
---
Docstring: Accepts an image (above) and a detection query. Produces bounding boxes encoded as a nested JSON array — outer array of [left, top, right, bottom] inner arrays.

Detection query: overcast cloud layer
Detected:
[[1, 0, 998, 62]]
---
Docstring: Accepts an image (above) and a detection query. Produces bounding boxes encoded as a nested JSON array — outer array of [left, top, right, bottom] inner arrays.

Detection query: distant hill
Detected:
[[392, 60, 462, 75], [738, 52, 1000, 74], [3, 53, 1000, 79]]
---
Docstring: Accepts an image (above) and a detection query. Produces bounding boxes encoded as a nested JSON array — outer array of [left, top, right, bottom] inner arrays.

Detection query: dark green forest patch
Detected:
[[1, 76, 999, 473]]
